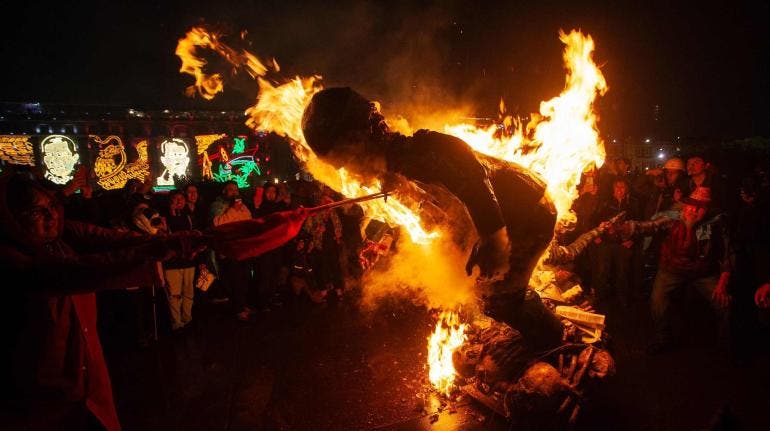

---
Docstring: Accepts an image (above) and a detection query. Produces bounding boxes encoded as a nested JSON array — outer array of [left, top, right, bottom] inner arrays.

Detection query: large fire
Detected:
[[427, 311, 467, 396], [445, 30, 607, 224], [178, 27, 440, 244], [176, 27, 606, 395]]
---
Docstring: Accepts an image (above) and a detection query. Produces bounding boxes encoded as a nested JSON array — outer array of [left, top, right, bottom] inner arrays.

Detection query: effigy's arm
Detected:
[[545, 212, 626, 265]]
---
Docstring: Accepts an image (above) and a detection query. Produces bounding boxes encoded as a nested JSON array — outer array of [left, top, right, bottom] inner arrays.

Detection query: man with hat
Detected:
[[641, 157, 688, 219], [621, 186, 734, 355]]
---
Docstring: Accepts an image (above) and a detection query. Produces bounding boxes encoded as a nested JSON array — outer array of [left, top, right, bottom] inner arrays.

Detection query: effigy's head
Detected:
[[302, 87, 389, 168]]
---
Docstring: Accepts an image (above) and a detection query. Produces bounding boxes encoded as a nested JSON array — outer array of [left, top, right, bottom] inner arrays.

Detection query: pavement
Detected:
[[101, 291, 770, 430]]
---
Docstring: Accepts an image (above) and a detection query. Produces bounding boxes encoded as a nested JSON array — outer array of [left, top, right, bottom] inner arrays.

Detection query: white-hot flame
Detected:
[[445, 30, 607, 223], [427, 311, 467, 395]]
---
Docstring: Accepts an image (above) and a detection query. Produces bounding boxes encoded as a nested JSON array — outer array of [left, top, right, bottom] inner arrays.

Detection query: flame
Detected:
[[245, 76, 321, 154], [175, 25, 609, 396], [337, 168, 439, 244], [176, 27, 273, 100], [445, 30, 607, 224], [241, 72, 439, 244], [427, 311, 467, 395]]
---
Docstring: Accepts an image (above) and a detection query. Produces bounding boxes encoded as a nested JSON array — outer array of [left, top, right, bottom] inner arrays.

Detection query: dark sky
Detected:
[[1, 0, 768, 139]]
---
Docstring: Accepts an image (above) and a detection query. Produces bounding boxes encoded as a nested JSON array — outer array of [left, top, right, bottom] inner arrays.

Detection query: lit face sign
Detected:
[[40, 135, 80, 184], [91, 135, 150, 190], [157, 138, 191, 186]]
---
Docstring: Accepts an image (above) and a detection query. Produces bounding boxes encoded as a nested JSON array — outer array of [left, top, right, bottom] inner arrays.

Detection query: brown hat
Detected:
[[681, 186, 711, 208]]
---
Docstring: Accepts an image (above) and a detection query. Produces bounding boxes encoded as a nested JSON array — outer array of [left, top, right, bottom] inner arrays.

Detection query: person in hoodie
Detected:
[[0, 173, 196, 431]]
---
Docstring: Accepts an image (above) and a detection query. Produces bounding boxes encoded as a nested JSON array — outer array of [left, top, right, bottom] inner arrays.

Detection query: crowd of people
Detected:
[[60, 171, 369, 330], [0, 165, 368, 430], [1, 149, 769, 430], [566, 154, 770, 358]]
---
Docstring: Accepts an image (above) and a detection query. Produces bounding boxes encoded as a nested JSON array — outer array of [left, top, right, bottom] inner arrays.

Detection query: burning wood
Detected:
[[446, 311, 615, 427]]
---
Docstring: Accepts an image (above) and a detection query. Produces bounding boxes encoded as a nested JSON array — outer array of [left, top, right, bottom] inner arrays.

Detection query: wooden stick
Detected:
[[571, 346, 595, 388], [566, 355, 578, 382], [306, 191, 389, 214]]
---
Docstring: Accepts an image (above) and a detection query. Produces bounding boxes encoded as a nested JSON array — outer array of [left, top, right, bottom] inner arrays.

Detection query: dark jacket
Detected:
[[595, 195, 640, 243], [0, 176, 168, 431], [164, 210, 195, 269]]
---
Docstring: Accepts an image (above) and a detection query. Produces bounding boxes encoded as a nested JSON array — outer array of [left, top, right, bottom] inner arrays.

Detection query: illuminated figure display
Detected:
[[40, 135, 80, 185], [92, 135, 150, 190], [196, 134, 260, 187], [157, 138, 190, 185], [0, 135, 35, 166]]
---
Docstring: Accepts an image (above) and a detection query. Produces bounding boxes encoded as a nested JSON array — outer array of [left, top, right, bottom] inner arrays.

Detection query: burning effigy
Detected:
[[176, 26, 615, 427]]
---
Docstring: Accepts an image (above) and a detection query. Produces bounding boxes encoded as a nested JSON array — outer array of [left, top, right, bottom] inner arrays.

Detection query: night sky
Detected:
[[1, 0, 768, 139]]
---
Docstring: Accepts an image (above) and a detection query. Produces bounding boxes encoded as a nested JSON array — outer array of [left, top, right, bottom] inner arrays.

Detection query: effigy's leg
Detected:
[[482, 164, 563, 351]]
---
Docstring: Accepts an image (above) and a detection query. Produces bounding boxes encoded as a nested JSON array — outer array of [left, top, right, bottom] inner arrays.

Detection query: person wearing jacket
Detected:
[[0, 173, 194, 431], [210, 181, 254, 320], [621, 187, 734, 355], [164, 190, 198, 331]]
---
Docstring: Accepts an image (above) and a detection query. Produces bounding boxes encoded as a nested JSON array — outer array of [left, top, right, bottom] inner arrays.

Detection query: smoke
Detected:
[[358, 232, 480, 313], [237, 0, 483, 129]]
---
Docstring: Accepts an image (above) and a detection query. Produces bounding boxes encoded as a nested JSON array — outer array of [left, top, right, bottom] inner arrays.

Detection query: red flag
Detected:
[[208, 208, 308, 260]]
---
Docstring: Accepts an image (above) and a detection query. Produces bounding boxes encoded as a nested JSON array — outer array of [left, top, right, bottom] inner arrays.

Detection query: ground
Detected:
[[102, 290, 770, 430]]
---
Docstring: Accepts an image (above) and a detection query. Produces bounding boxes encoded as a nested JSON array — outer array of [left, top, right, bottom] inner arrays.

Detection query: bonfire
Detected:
[[176, 26, 616, 427]]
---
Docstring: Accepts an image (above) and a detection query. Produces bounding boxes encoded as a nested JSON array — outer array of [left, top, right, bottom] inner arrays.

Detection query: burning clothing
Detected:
[[302, 87, 560, 348], [302, 88, 555, 296]]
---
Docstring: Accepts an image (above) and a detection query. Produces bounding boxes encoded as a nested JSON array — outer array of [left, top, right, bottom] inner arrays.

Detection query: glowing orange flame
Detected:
[[337, 168, 439, 244], [245, 76, 322, 155], [427, 311, 467, 395], [445, 30, 607, 224], [242, 73, 439, 244], [176, 27, 273, 100]]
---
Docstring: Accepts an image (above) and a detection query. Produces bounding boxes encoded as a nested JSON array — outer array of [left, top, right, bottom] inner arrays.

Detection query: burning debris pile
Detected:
[[431, 288, 615, 427]]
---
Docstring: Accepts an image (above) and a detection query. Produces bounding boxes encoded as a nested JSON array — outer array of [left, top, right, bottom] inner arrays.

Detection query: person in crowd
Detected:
[[0, 173, 194, 431], [731, 176, 770, 356], [124, 196, 168, 346], [592, 178, 640, 307], [569, 168, 602, 291], [105, 175, 155, 229], [303, 186, 345, 302], [337, 201, 366, 288], [210, 181, 255, 320], [595, 155, 616, 200], [621, 187, 734, 356], [641, 157, 688, 219], [253, 182, 290, 310], [57, 166, 104, 225], [184, 183, 207, 231], [183, 182, 216, 302], [573, 168, 602, 236], [163, 190, 198, 331], [687, 155, 726, 210], [635, 157, 689, 293], [287, 234, 325, 305]]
